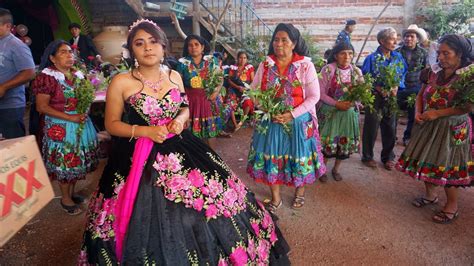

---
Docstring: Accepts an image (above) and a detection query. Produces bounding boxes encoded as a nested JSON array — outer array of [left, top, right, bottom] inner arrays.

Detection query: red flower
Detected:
[[87, 55, 95, 61], [436, 98, 447, 107], [70, 44, 78, 50], [339, 136, 348, 145], [306, 124, 314, 138], [47, 125, 66, 141], [65, 98, 78, 111], [458, 170, 467, 178], [199, 69, 208, 78], [420, 167, 430, 174], [48, 150, 60, 166], [64, 152, 81, 168]]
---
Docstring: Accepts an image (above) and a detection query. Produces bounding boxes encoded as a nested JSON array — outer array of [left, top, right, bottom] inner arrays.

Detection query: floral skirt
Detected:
[[186, 88, 222, 139], [42, 114, 98, 183], [247, 113, 326, 187], [397, 114, 474, 187], [318, 104, 360, 159], [79, 130, 290, 265]]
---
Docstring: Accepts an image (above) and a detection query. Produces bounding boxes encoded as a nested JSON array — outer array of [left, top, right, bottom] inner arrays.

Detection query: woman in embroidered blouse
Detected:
[[176, 35, 223, 149], [79, 20, 289, 264], [247, 23, 326, 212], [226, 50, 255, 131], [397, 34, 474, 224], [32, 40, 98, 215], [317, 42, 362, 182]]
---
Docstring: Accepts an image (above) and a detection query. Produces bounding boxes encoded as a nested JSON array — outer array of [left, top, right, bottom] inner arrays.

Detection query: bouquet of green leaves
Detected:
[[451, 64, 474, 108], [406, 93, 417, 108], [247, 84, 294, 135], [203, 66, 225, 98], [375, 55, 404, 115], [339, 73, 375, 112], [74, 71, 95, 147]]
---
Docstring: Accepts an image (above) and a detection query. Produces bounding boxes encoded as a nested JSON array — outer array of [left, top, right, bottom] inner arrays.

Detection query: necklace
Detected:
[[137, 70, 163, 93]]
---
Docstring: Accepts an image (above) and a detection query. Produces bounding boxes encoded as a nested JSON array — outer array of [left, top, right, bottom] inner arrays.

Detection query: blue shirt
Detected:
[[335, 30, 351, 46], [0, 33, 35, 109], [361, 46, 407, 90]]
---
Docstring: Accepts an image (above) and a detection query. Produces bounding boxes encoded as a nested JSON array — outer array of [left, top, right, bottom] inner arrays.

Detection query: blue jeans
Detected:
[[0, 107, 26, 139]]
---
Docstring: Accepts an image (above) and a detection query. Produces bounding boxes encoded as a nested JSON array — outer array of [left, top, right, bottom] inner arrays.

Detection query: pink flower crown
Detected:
[[129, 18, 161, 32]]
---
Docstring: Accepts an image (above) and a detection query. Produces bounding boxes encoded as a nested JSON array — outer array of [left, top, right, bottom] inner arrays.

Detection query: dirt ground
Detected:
[[1, 117, 474, 265]]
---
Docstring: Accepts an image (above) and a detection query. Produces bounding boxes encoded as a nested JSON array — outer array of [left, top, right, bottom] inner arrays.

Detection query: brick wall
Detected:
[[251, 0, 415, 62]]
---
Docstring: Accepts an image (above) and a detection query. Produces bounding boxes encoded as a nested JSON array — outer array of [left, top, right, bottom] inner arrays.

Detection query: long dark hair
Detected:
[[268, 23, 309, 57], [182, 34, 210, 58], [39, 40, 70, 71], [438, 34, 473, 68], [328, 42, 354, 64]]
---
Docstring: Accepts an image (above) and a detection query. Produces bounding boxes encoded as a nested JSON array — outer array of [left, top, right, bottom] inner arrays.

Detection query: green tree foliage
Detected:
[[417, 0, 474, 39]]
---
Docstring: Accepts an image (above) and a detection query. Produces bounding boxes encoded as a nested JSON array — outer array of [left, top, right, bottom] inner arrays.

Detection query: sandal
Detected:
[[384, 160, 396, 171], [263, 199, 283, 214], [432, 210, 459, 224], [60, 201, 83, 216], [332, 170, 343, 181], [292, 195, 305, 209], [412, 196, 438, 208], [72, 194, 86, 204]]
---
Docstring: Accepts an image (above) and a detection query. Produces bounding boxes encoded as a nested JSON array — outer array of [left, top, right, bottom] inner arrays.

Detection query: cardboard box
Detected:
[[0, 135, 54, 247]]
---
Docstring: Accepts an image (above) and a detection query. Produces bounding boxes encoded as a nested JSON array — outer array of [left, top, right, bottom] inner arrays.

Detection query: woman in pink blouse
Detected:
[[247, 23, 326, 212], [318, 42, 362, 182]]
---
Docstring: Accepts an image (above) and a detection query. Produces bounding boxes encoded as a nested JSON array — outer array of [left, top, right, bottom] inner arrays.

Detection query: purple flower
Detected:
[[217, 258, 228, 266], [193, 198, 205, 211], [230, 246, 248, 266], [143, 97, 159, 115], [208, 179, 223, 198], [223, 189, 238, 207], [165, 153, 182, 173], [256, 240, 270, 263], [170, 88, 181, 102], [188, 169, 205, 187], [251, 221, 260, 236], [270, 228, 278, 244], [261, 212, 273, 229], [205, 204, 218, 219], [165, 174, 189, 192], [164, 192, 176, 201], [247, 238, 257, 261]]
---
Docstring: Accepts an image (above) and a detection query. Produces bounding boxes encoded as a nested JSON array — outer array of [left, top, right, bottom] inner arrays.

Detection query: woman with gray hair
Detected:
[[361, 27, 407, 170], [247, 23, 325, 212]]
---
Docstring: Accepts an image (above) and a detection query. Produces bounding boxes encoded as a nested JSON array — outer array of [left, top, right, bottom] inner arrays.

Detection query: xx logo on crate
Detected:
[[0, 160, 44, 218]]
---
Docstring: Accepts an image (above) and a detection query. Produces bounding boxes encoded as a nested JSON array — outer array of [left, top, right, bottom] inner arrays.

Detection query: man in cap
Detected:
[[396, 24, 428, 146], [335, 19, 356, 46], [68, 22, 102, 64]]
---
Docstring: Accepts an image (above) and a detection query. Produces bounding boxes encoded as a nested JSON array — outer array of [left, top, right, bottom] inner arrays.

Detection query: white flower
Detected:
[[265, 56, 275, 67], [178, 58, 191, 66], [342, 87, 349, 93], [203, 55, 213, 61], [74, 70, 85, 80], [230, 65, 238, 70]]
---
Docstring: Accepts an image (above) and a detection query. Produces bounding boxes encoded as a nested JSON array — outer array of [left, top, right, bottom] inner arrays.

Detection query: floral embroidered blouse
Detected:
[[421, 69, 460, 111], [31, 67, 85, 112], [319, 62, 363, 106], [176, 55, 219, 89], [251, 54, 320, 121]]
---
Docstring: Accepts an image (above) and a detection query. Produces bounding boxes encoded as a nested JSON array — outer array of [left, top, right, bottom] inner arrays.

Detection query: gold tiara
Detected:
[[129, 18, 160, 32]]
